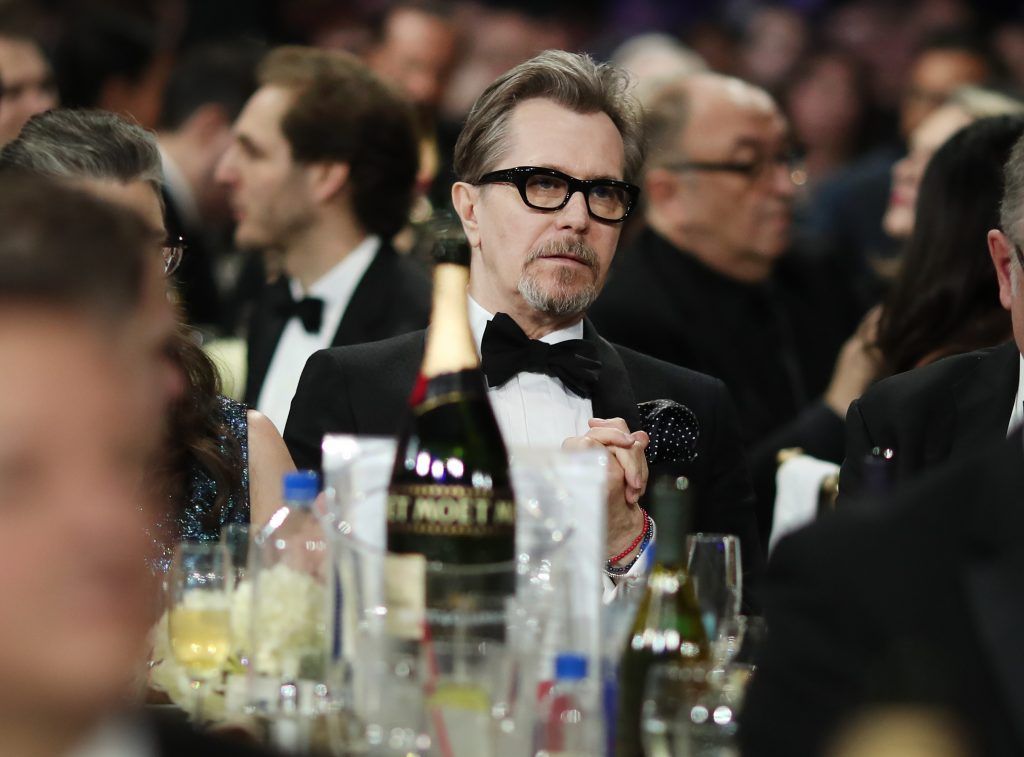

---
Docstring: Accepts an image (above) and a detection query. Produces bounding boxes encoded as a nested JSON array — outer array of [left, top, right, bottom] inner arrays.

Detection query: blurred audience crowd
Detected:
[[7, 0, 1024, 753]]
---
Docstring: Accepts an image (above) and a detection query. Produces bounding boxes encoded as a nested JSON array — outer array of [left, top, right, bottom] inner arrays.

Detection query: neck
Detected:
[[646, 212, 774, 285], [468, 278, 583, 341], [0, 709, 97, 757], [283, 212, 369, 291]]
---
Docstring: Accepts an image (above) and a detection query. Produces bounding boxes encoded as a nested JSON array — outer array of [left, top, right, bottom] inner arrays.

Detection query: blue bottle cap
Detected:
[[554, 653, 588, 681], [283, 470, 320, 501]]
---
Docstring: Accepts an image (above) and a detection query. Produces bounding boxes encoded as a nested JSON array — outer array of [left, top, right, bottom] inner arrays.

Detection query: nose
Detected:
[[769, 160, 797, 199], [557, 189, 590, 233], [214, 147, 237, 186]]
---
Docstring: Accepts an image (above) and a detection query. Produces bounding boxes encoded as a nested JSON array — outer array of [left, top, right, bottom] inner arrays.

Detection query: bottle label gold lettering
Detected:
[[387, 484, 515, 536]]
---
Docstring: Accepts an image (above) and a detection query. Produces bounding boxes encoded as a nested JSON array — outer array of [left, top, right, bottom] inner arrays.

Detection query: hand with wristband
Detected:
[[562, 416, 650, 569]]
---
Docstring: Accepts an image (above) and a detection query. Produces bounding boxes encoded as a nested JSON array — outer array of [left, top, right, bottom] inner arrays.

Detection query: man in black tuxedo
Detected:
[[216, 46, 430, 433], [285, 51, 762, 585], [157, 42, 262, 330], [589, 74, 874, 542], [839, 131, 1024, 503], [740, 429, 1024, 756]]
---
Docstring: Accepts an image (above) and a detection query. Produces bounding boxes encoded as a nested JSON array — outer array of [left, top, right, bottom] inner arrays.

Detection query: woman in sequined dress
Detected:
[[148, 324, 295, 572]]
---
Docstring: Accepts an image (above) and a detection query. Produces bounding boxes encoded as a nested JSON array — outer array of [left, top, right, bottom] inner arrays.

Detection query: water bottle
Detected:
[[536, 653, 595, 756], [248, 470, 331, 720]]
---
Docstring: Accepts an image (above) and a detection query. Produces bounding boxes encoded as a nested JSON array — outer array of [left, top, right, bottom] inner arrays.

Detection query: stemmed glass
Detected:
[[167, 542, 232, 722], [686, 533, 742, 649]]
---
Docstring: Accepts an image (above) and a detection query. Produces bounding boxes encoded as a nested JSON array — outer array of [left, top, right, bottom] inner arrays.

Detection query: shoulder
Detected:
[[860, 342, 1013, 411], [312, 329, 425, 373], [245, 409, 285, 452], [612, 341, 725, 399]]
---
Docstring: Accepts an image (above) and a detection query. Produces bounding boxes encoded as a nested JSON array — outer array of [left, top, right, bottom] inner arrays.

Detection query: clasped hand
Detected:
[[562, 417, 649, 563]]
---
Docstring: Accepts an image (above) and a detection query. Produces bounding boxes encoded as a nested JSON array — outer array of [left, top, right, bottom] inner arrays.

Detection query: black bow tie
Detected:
[[480, 312, 602, 398], [272, 282, 324, 334]]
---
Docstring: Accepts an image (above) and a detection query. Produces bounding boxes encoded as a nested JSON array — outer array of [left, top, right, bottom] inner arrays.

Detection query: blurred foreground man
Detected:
[[0, 177, 272, 756], [285, 51, 761, 590], [741, 431, 1024, 755]]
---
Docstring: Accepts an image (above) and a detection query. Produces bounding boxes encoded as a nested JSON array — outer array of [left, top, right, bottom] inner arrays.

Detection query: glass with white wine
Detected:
[[168, 541, 231, 721]]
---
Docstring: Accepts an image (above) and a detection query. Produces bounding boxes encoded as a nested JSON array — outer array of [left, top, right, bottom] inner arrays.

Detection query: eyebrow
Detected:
[[534, 163, 624, 181], [235, 133, 265, 158]]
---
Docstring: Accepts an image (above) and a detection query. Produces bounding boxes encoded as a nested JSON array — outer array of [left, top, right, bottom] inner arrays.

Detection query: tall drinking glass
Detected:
[[686, 534, 742, 650], [168, 542, 231, 721]]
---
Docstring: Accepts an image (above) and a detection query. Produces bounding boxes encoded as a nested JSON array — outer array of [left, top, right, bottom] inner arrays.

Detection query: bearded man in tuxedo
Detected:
[[284, 50, 762, 586]]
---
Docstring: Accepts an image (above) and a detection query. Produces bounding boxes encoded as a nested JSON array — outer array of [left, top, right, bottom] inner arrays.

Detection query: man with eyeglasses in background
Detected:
[[590, 73, 876, 548], [285, 51, 762, 597]]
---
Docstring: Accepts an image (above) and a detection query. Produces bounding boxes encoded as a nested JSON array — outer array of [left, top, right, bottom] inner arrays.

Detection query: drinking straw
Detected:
[[422, 620, 455, 757]]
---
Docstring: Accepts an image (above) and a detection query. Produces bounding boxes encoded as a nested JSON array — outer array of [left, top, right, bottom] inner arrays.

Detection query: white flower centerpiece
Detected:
[[150, 563, 330, 719]]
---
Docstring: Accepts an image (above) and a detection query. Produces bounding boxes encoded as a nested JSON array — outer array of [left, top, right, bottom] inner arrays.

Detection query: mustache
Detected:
[[524, 238, 599, 270]]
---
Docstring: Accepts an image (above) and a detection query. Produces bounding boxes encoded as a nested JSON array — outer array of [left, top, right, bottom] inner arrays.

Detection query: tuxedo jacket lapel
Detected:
[[949, 342, 1019, 462], [583, 319, 641, 432], [244, 277, 289, 405], [331, 244, 395, 347]]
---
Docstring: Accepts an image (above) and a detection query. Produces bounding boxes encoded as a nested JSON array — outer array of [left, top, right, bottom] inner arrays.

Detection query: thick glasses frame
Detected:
[[162, 235, 186, 276], [476, 166, 640, 223]]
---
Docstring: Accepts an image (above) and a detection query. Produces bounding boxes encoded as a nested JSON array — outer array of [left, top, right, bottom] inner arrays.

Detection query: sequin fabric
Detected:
[[638, 398, 699, 464], [148, 396, 250, 573]]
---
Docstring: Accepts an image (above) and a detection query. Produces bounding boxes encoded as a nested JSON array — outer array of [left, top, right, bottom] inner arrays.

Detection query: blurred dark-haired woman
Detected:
[[876, 114, 1024, 375]]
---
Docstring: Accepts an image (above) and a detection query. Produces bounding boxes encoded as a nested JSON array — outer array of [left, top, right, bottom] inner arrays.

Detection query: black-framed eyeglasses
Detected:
[[476, 166, 640, 223], [162, 235, 186, 276], [663, 151, 799, 183]]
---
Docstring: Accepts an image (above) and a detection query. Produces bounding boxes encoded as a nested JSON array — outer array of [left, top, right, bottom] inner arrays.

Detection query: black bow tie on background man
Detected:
[[480, 312, 602, 398], [271, 280, 324, 334]]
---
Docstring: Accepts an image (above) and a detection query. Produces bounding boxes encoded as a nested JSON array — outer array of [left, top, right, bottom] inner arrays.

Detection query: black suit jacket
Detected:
[[839, 340, 1019, 505], [244, 243, 430, 406], [590, 226, 863, 541], [741, 429, 1024, 756], [283, 320, 764, 592]]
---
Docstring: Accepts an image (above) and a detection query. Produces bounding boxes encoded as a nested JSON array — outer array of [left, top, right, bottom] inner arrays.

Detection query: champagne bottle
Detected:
[[385, 231, 515, 633], [615, 476, 709, 757]]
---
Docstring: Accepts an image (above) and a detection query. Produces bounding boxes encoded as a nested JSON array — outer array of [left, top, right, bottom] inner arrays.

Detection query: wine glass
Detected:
[[167, 541, 231, 721], [686, 534, 742, 643]]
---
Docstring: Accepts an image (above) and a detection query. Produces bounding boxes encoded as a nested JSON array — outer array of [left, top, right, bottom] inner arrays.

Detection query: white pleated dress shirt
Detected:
[[468, 297, 652, 598], [257, 235, 380, 433], [1007, 353, 1024, 435]]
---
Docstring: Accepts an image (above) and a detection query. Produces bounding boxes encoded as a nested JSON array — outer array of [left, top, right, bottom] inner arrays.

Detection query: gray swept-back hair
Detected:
[[454, 49, 644, 184], [0, 108, 163, 196], [1000, 132, 1024, 248]]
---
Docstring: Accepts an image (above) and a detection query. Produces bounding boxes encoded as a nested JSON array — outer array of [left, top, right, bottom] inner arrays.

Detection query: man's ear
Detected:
[[307, 161, 350, 204], [989, 228, 1015, 311], [451, 181, 481, 249]]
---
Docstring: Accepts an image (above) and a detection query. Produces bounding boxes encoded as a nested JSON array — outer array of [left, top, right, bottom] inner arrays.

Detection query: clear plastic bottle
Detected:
[[248, 470, 331, 719], [536, 653, 595, 756]]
